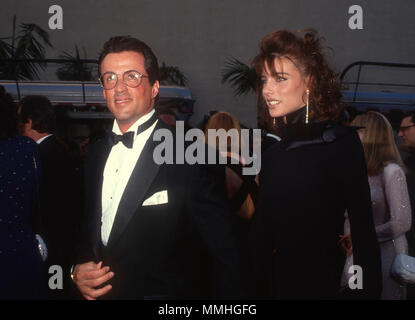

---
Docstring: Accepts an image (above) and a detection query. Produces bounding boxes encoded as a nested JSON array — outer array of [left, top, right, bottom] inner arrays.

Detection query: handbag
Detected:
[[379, 169, 415, 284], [391, 239, 415, 284]]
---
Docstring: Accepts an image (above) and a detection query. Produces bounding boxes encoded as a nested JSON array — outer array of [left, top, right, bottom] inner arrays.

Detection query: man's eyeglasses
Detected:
[[99, 70, 149, 90], [398, 124, 415, 132]]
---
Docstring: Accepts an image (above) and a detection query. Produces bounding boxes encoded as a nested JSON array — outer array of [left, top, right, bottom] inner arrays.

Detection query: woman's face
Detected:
[[261, 57, 308, 118], [357, 128, 365, 142]]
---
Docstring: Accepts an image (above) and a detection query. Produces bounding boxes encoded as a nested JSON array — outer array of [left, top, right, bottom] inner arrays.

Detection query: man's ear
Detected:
[[103, 88, 108, 102], [26, 118, 33, 130], [21, 118, 33, 137], [152, 80, 160, 99]]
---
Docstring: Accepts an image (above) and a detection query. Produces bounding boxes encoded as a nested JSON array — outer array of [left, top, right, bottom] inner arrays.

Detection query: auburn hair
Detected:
[[252, 29, 343, 132]]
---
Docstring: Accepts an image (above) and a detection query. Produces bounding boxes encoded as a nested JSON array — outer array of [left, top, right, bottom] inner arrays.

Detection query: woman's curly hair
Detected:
[[252, 29, 343, 132]]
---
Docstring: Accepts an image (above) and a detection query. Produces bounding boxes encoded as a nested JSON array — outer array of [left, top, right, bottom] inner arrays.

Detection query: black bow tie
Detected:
[[108, 112, 158, 149], [110, 131, 134, 148]]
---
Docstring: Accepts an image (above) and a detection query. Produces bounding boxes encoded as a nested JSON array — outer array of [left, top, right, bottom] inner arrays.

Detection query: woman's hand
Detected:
[[338, 234, 353, 256]]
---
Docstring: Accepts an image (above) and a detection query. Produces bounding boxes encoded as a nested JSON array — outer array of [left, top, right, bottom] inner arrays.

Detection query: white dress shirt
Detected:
[[36, 134, 53, 144], [101, 109, 158, 246]]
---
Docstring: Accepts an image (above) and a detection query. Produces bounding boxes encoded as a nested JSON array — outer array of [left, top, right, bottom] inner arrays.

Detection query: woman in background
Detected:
[[204, 111, 258, 294], [204, 111, 257, 220], [249, 29, 382, 299], [342, 111, 411, 299], [0, 87, 47, 299]]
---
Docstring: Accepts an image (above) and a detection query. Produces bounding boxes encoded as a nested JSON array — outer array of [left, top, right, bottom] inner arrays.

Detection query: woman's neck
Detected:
[[284, 106, 307, 125]]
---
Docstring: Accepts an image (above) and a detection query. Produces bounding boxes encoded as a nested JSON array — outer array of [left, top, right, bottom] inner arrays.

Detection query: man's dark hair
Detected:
[[19, 95, 56, 134], [408, 111, 415, 124], [98, 36, 160, 85], [0, 86, 17, 139]]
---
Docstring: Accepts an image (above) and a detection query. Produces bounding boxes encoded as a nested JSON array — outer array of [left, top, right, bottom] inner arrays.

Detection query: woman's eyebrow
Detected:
[[261, 71, 289, 77]]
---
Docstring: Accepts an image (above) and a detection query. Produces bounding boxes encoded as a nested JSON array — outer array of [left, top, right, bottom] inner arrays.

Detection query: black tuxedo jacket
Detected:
[[37, 135, 83, 298], [78, 120, 244, 299], [37, 135, 82, 266]]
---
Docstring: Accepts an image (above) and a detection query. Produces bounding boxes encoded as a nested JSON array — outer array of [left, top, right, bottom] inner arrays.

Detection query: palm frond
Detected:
[[221, 57, 257, 96], [56, 45, 94, 81], [159, 62, 188, 86], [0, 20, 53, 80], [0, 39, 12, 58], [19, 23, 52, 48]]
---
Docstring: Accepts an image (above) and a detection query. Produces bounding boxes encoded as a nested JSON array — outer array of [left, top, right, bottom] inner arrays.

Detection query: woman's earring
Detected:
[[305, 89, 310, 124], [273, 117, 276, 127]]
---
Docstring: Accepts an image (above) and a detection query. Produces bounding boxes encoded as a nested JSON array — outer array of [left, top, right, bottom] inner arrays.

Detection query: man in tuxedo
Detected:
[[399, 112, 415, 299], [72, 36, 243, 300], [18, 95, 82, 299], [398, 113, 415, 238]]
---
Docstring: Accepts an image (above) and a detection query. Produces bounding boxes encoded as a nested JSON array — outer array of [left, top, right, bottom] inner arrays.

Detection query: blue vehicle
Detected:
[[340, 61, 415, 125], [0, 72, 194, 140], [0, 80, 194, 121]]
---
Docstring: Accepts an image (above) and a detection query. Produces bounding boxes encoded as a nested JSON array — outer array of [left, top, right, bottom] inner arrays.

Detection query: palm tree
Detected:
[[159, 62, 188, 86], [56, 45, 95, 81], [221, 57, 257, 96], [0, 15, 52, 80]]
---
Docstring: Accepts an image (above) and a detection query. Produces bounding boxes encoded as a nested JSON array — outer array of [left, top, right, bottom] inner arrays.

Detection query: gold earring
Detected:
[[305, 89, 310, 124], [273, 117, 276, 127]]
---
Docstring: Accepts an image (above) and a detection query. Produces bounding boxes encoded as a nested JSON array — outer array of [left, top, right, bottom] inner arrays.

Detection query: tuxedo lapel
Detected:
[[89, 137, 112, 259], [38, 134, 54, 150], [106, 122, 164, 250]]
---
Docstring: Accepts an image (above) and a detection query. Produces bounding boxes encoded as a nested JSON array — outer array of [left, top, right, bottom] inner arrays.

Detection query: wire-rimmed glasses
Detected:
[[99, 70, 149, 90]]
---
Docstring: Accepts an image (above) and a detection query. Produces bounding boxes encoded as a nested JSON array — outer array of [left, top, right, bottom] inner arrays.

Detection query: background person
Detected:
[[398, 112, 415, 299], [18, 95, 82, 299], [341, 111, 412, 300], [204, 110, 258, 296], [0, 88, 47, 299], [204, 111, 257, 220]]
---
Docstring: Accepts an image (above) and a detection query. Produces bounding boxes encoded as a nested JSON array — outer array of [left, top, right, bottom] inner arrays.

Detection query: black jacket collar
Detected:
[[275, 107, 351, 151]]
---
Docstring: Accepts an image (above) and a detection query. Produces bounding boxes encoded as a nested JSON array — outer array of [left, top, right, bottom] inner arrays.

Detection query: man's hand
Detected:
[[72, 261, 114, 300]]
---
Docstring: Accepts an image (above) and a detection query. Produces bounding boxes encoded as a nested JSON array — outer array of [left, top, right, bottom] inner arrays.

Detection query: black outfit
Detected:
[[225, 158, 258, 213], [404, 153, 415, 300], [404, 153, 415, 254], [0, 136, 47, 299], [224, 158, 259, 295], [37, 135, 83, 299], [250, 107, 382, 299], [77, 120, 243, 299]]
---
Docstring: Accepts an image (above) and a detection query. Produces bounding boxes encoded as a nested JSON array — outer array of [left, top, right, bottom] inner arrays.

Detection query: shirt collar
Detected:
[[36, 134, 53, 144], [112, 109, 155, 136]]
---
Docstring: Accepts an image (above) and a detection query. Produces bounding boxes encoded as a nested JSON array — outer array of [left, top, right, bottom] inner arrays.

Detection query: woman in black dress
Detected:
[[249, 30, 382, 299]]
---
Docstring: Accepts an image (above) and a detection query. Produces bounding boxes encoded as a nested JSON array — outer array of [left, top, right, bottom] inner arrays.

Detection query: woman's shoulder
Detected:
[[324, 124, 362, 154], [1, 135, 37, 148], [16, 135, 36, 144], [0, 136, 38, 168], [15, 136, 38, 151], [383, 162, 405, 180], [323, 123, 358, 142]]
